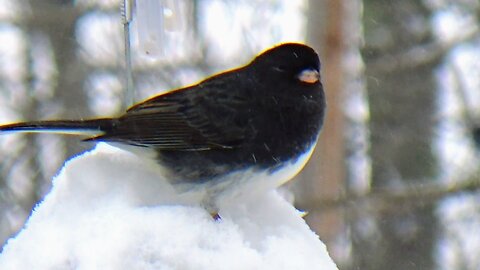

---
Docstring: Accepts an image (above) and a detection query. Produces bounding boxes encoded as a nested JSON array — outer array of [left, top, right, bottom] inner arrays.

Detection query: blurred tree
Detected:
[[27, 1, 92, 162], [360, 0, 438, 269], [296, 0, 348, 262]]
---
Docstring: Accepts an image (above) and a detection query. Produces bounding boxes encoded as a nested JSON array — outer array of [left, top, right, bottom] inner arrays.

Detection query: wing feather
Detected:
[[90, 77, 253, 151]]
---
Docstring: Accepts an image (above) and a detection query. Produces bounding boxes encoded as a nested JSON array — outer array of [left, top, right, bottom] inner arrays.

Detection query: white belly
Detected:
[[204, 142, 318, 212]]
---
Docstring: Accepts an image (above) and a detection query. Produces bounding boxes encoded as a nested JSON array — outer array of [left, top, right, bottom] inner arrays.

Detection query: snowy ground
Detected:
[[0, 143, 337, 270]]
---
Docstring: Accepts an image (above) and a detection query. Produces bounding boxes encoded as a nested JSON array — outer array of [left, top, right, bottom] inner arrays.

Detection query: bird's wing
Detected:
[[89, 79, 253, 151]]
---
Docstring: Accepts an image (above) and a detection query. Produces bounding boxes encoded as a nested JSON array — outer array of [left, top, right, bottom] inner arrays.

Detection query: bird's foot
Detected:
[[211, 212, 222, 221]]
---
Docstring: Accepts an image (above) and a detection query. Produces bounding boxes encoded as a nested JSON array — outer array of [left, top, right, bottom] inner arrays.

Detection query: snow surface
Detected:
[[0, 143, 337, 270]]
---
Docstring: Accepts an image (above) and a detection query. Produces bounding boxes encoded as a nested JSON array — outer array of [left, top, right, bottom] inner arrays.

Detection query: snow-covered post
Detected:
[[0, 144, 338, 269]]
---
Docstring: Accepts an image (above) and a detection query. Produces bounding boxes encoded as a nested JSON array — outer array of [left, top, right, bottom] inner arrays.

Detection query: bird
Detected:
[[0, 43, 326, 216]]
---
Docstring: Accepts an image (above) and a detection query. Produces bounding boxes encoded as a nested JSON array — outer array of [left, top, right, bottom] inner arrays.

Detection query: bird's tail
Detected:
[[0, 118, 115, 136]]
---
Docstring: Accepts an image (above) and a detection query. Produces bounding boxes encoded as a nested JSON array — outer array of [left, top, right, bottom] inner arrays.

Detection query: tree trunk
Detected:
[[358, 1, 439, 269]]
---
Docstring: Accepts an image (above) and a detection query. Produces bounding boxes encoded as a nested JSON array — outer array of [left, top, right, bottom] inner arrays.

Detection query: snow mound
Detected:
[[0, 143, 337, 270]]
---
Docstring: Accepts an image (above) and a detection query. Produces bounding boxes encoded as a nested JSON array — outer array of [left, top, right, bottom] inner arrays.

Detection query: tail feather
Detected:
[[0, 118, 115, 136]]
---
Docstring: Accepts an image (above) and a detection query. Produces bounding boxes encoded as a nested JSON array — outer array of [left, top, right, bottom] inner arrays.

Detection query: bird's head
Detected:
[[250, 43, 321, 88]]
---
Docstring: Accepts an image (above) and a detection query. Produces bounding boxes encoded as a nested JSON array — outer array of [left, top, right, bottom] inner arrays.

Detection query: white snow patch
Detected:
[[0, 143, 337, 270]]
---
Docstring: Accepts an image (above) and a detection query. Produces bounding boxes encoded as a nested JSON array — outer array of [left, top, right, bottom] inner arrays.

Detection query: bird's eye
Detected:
[[273, 66, 286, 72], [297, 68, 320, 84]]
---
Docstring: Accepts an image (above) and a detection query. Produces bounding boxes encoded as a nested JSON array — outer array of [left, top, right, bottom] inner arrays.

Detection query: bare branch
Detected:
[[365, 27, 480, 74], [302, 174, 480, 214]]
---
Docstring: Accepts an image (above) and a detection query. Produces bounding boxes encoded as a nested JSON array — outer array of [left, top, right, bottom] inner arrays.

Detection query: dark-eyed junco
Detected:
[[0, 43, 325, 215]]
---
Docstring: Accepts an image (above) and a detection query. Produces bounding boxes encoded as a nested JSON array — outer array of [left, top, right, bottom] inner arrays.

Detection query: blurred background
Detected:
[[0, 0, 479, 269]]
